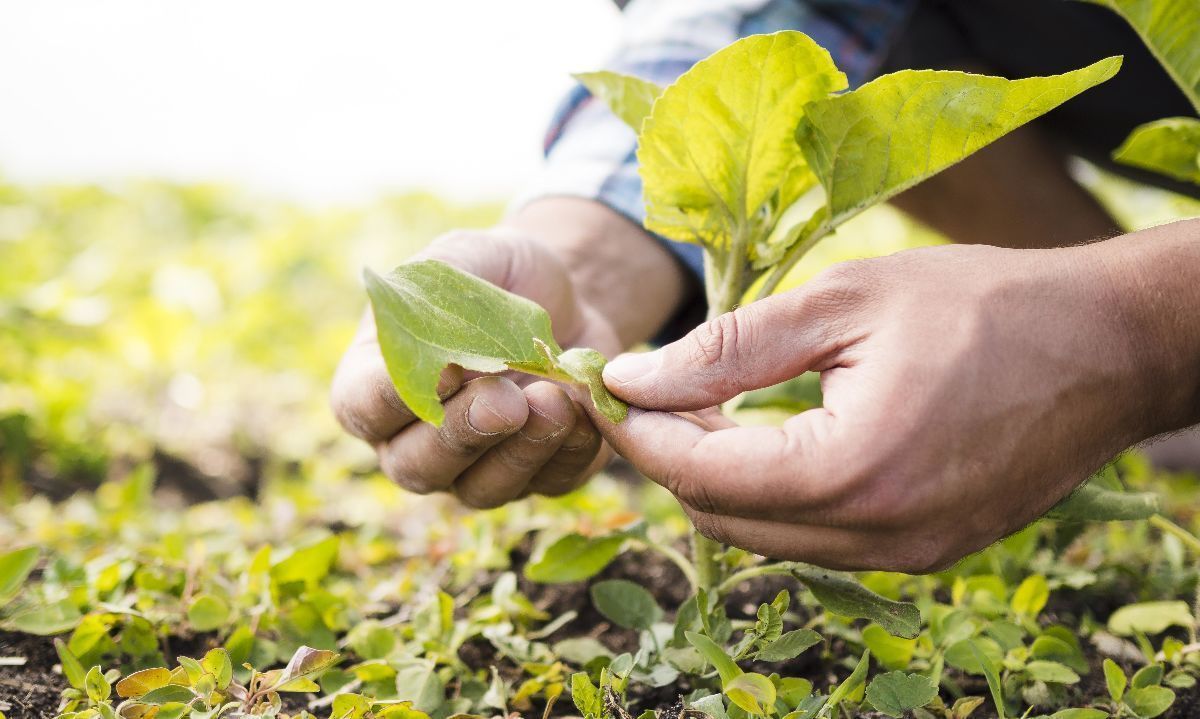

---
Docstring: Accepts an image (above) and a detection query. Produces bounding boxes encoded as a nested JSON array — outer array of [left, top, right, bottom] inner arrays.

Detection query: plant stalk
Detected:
[[689, 237, 751, 595]]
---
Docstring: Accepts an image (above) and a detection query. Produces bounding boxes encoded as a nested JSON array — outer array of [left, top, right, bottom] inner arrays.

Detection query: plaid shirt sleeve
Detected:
[[514, 0, 916, 338]]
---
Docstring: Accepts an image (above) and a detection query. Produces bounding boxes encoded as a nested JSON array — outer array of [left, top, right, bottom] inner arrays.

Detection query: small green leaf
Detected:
[[139, 685, 199, 705], [724, 672, 776, 715], [1024, 660, 1080, 685], [689, 693, 729, 719], [753, 629, 822, 662], [1114, 117, 1200, 185], [590, 579, 662, 631], [969, 641, 1007, 719], [1124, 685, 1175, 718], [1105, 658, 1128, 703], [85, 665, 112, 703], [796, 57, 1121, 233], [862, 624, 916, 670], [946, 637, 1003, 675], [271, 536, 339, 586], [865, 671, 938, 718], [1046, 710, 1108, 719], [686, 631, 742, 684], [393, 659, 444, 713], [556, 347, 627, 423], [1046, 479, 1160, 521], [201, 648, 232, 690], [825, 650, 870, 711], [571, 672, 602, 718], [54, 638, 86, 690], [524, 532, 626, 584], [186, 594, 230, 632], [1108, 601, 1195, 636], [573, 71, 663, 132], [1011, 575, 1050, 617], [1132, 663, 1165, 689], [793, 568, 921, 638], [0, 546, 38, 603]]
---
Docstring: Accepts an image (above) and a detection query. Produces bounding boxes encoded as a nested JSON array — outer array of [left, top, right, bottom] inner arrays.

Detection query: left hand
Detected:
[[592, 238, 1198, 573]]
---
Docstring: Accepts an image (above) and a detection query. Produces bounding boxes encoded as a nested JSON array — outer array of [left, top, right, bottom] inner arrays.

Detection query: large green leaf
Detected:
[[573, 71, 662, 132], [1114, 117, 1200, 184], [793, 568, 921, 639], [1083, 0, 1200, 112], [366, 260, 625, 425], [796, 57, 1122, 232], [637, 31, 846, 253]]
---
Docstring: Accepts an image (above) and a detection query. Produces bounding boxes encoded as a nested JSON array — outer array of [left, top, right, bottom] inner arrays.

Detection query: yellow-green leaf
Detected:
[[115, 667, 172, 698], [796, 57, 1121, 232], [638, 31, 846, 252], [724, 672, 775, 715], [1082, 0, 1200, 112], [186, 594, 229, 632], [1114, 117, 1200, 184], [573, 71, 663, 132], [1010, 575, 1050, 618], [1108, 600, 1195, 636]]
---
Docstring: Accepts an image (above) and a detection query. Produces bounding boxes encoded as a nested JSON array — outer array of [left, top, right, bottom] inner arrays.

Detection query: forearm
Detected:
[[504, 196, 692, 348], [1096, 218, 1200, 436]]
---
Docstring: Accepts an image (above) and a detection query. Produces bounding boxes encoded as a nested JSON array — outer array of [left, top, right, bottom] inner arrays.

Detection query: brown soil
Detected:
[[5, 547, 1199, 718]]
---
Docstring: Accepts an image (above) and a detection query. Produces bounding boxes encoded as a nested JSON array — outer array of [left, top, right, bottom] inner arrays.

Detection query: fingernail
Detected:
[[520, 407, 567, 441], [603, 351, 659, 385], [467, 396, 515, 434], [562, 428, 594, 450]]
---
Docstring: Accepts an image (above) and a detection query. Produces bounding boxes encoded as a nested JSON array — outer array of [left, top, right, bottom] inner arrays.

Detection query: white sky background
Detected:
[[0, 1, 621, 205]]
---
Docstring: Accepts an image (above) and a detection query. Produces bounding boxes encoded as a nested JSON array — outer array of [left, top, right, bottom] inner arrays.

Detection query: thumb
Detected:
[[602, 290, 848, 412]]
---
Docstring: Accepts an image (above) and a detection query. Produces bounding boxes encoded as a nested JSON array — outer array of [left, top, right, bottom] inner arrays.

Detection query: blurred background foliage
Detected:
[[1, 164, 1197, 504]]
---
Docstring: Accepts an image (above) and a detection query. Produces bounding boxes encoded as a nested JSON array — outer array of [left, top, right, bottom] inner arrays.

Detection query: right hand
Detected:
[[331, 229, 620, 508]]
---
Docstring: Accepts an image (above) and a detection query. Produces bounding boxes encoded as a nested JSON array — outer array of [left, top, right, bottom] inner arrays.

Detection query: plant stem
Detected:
[[755, 226, 828, 300], [716, 561, 802, 596], [689, 242, 749, 595], [1150, 514, 1200, 556], [637, 539, 699, 593], [693, 531, 723, 595]]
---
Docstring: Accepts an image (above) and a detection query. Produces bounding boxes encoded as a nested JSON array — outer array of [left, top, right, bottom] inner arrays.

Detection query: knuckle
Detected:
[[454, 485, 507, 510], [688, 309, 746, 369], [689, 511, 731, 547], [676, 476, 721, 517], [378, 450, 440, 495]]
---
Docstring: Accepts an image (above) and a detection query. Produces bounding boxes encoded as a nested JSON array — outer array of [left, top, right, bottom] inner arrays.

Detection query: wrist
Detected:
[[504, 197, 692, 348], [1090, 219, 1200, 437]]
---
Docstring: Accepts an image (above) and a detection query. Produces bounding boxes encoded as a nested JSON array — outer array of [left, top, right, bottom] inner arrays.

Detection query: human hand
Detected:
[[332, 228, 618, 508], [594, 238, 1199, 572]]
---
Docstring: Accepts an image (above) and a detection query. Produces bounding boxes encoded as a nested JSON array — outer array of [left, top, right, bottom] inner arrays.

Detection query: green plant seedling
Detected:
[[365, 260, 626, 426]]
